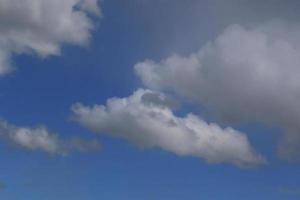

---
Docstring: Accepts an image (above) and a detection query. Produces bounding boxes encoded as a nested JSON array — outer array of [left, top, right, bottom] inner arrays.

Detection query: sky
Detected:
[[1, 0, 300, 199]]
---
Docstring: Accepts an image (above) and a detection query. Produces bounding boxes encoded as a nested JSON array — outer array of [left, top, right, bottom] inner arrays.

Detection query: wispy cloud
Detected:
[[0, 120, 100, 155], [277, 186, 300, 196]]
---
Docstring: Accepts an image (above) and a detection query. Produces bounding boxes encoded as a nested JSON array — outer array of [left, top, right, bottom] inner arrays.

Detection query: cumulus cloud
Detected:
[[0, 0, 101, 75], [71, 89, 265, 168], [0, 120, 100, 155], [135, 21, 300, 161]]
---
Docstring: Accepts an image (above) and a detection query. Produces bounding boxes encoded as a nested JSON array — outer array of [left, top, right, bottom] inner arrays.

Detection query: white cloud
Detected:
[[71, 89, 265, 168], [0, 120, 100, 155], [135, 21, 300, 160], [0, 0, 101, 75]]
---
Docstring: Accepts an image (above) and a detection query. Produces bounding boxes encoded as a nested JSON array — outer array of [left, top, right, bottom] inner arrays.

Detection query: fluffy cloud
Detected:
[[135, 21, 300, 160], [71, 89, 265, 168], [0, 0, 101, 75], [0, 120, 100, 155]]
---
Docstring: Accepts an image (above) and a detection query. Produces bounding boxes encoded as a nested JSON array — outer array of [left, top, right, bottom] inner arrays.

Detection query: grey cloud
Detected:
[[141, 91, 178, 109], [118, 0, 300, 57], [135, 20, 300, 161], [77, 0, 101, 15], [0, 0, 101, 75], [71, 89, 265, 168], [0, 120, 100, 155]]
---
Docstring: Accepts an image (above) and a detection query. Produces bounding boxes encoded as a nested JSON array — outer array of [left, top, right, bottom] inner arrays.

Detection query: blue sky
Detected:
[[1, 0, 300, 199]]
